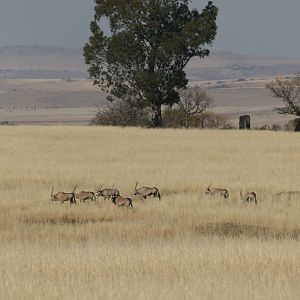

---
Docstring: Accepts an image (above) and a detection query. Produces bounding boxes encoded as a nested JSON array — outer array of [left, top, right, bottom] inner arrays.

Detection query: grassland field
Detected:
[[0, 126, 300, 300]]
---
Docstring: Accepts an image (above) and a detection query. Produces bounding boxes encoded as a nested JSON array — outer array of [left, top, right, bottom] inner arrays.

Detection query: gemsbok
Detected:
[[111, 195, 133, 209], [50, 185, 77, 205], [240, 189, 257, 204], [75, 190, 96, 203], [205, 183, 229, 199], [95, 184, 120, 200], [134, 181, 161, 200]]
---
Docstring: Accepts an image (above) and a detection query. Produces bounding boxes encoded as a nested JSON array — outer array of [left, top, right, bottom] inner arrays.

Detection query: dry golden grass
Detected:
[[0, 126, 300, 299]]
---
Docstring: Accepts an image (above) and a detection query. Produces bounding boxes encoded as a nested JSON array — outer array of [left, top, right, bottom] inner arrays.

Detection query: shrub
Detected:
[[199, 111, 233, 129], [162, 108, 233, 129], [178, 86, 213, 128], [162, 107, 185, 128], [258, 124, 282, 131], [91, 98, 150, 127]]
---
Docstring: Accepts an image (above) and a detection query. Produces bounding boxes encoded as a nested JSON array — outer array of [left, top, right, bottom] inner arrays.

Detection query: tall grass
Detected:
[[0, 126, 300, 299]]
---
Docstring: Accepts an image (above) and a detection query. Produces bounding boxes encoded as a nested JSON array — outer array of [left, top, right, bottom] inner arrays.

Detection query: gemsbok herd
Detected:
[[50, 181, 257, 208]]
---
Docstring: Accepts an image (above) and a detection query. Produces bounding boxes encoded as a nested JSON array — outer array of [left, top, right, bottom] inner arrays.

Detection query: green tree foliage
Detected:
[[84, 0, 218, 127]]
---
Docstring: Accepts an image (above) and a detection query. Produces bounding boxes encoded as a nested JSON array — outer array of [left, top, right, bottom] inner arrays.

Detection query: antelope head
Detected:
[[95, 183, 104, 196]]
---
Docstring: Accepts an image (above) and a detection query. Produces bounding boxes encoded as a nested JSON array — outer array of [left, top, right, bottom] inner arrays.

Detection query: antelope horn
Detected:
[[135, 181, 138, 191], [72, 184, 78, 194]]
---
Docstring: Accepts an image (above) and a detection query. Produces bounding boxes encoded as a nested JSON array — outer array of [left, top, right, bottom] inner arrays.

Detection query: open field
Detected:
[[0, 79, 105, 125], [1, 126, 300, 299], [0, 78, 295, 126]]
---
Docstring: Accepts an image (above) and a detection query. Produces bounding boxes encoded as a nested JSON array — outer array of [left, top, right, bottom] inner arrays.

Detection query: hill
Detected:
[[1, 46, 300, 80], [0, 46, 87, 79], [186, 51, 300, 80]]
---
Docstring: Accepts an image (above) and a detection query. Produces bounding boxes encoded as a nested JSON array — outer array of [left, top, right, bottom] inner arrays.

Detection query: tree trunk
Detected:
[[185, 114, 189, 128], [151, 104, 162, 128]]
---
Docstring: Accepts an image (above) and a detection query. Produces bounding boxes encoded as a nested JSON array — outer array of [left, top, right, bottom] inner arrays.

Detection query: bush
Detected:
[[258, 124, 282, 131], [199, 111, 233, 129], [162, 108, 233, 129], [162, 107, 185, 128], [178, 86, 213, 128], [0, 121, 18, 126], [286, 118, 300, 132], [198, 111, 233, 129], [91, 98, 150, 127]]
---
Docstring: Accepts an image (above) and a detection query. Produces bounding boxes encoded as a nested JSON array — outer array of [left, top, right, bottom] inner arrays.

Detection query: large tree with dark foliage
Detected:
[[84, 0, 218, 127]]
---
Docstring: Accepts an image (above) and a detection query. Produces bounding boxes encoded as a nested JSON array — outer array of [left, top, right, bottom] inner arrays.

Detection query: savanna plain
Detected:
[[1, 126, 300, 300]]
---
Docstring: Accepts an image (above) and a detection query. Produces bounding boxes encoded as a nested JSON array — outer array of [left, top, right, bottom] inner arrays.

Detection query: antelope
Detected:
[[75, 190, 96, 203], [50, 185, 77, 205], [111, 195, 133, 209], [134, 181, 161, 200], [240, 189, 257, 204], [205, 183, 229, 199], [95, 184, 120, 200]]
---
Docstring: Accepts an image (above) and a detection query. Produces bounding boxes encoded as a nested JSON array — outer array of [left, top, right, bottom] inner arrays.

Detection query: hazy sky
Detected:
[[0, 0, 299, 58]]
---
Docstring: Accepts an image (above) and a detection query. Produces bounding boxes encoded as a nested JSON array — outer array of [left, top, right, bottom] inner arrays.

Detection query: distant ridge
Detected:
[[186, 50, 300, 80], [0, 46, 300, 80], [0, 46, 87, 79], [0, 45, 82, 56]]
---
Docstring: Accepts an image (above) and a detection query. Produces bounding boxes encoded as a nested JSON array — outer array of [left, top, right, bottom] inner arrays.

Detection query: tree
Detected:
[[84, 0, 218, 127], [266, 76, 300, 117], [178, 86, 213, 127]]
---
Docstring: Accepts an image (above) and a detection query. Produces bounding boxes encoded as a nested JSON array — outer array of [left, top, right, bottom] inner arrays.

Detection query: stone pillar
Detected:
[[239, 115, 250, 129]]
